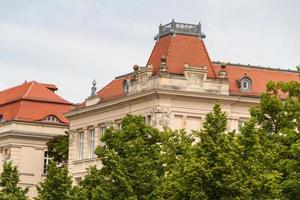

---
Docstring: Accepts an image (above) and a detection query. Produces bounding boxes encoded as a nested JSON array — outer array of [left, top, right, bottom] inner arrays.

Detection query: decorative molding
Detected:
[[151, 105, 172, 129]]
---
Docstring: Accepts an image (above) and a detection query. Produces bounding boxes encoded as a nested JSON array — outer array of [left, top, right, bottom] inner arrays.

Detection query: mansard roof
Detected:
[[147, 34, 216, 78], [0, 81, 73, 124], [77, 20, 299, 108], [212, 63, 299, 97]]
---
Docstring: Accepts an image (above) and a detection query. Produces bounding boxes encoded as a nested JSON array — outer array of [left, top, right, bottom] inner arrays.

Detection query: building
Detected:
[[0, 81, 73, 197], [65, 20, 299, 182]]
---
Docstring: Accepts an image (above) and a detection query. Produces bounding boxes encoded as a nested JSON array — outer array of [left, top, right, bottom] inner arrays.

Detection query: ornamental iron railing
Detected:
[[155, 19, 206, 39]]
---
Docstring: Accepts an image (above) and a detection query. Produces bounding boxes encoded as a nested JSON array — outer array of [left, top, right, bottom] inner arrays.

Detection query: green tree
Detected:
[[35, 161, 72, 200], [250, 80, 300, 199], [75, 114, 168, 200], [46, 133, 69, 164], [193, 103, 244, 199], [237, 119, 282, 199], [157, 129, 206, 199], [0, 161, 28, 200], [158, 103, 244, 199]]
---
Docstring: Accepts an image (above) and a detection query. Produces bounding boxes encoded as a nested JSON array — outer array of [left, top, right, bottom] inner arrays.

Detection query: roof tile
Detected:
[[0, 81, 73, 124]]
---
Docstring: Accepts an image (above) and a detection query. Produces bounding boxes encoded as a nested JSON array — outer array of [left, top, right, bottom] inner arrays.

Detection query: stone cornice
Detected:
[[0, 130, 57, 140], [65, 88, 259, 119], [0, 120, 68, 128]]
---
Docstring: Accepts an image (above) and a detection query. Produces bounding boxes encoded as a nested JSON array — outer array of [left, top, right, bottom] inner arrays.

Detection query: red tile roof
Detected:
[[83, 32, 298, 107], [213, 63, 299, 97], [147, 34, 216, 78], [97, 76, 130, 102], [0, 81, 73, 124]]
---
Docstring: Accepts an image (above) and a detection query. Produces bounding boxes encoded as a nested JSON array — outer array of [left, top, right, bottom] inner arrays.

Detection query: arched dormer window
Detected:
[[43, 115, 60, 123], [0, 115, 4, 123], [122, 79, 129, 94], [238, 76, 252, 92]]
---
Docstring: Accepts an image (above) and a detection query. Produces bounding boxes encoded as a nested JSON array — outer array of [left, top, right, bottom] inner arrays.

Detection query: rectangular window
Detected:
[[116, 122, 122, 130], [186, 116, 202, 132], [145, 115, 152, 125], [78, 132, 84, 160], [99, 126, 107, 146], [173, 115, 183, 130], [238, 120, 245, 132], [100, 126, 107, 135], [75, 177, 82, 184], [43, 151, 49, 174], [89, 129, 95, 158]]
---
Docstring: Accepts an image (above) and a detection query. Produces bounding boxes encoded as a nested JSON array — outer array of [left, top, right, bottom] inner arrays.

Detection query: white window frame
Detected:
[[239, 77, 252, 92], [89, 129, 96, 158], [99, 126, 107, 147], [43, 151, 49, 174], [78, 132, 84, 160]]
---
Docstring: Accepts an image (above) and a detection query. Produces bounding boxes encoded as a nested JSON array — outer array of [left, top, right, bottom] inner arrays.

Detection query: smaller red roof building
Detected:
[[0, 81, 73, 124]]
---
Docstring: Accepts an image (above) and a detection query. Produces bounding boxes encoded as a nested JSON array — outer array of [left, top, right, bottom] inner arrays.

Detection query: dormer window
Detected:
[[122, 79, 129, 94], [238, 76, 252, 92], [43, 115, 59, 123], [0, 115, 4, 123]]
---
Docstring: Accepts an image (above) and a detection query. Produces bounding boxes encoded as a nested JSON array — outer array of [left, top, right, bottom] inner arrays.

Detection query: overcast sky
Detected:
[[0, 0, 299, 103]]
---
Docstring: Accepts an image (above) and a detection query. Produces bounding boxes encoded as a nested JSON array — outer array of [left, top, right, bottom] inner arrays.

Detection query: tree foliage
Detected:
[[39, 74, 300, 199], [250, 80, 300, 199], [75, 115, 167, 200], [35, 162, 72, 200], [0, 161, 28, 200], [46, 134, 69, 164]]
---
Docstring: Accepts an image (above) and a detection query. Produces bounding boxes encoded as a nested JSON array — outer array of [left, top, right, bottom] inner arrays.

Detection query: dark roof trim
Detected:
[[213, 61, 298, 73]]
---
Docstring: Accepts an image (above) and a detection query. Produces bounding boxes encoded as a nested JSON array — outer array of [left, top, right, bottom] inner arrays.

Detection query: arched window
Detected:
[[43, 115, 59, 123], [122, 79, 129, 94], [239, 77, 252, 92], [0, 115, 4, 123]]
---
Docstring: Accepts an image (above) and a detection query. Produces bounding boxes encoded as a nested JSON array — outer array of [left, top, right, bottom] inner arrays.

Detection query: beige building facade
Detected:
[[0, 81, 73, 198], [0, 121, 69, 197], [66, 20, 299, 181]]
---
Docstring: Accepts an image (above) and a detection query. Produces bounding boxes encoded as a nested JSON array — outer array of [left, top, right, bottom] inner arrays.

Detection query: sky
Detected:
[[0, 0, 299, 103]]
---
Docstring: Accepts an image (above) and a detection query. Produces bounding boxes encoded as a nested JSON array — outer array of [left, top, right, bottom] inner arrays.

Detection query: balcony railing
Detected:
[[155, 20, 206, 39]]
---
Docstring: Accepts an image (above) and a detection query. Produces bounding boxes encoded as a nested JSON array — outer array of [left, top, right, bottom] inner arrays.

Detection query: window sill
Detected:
[[73, 157, 100, 164]]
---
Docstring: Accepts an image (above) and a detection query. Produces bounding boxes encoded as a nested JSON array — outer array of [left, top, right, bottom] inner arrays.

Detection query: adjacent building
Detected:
[[0, 81, 73, 197], [65, 20, 299, 182]]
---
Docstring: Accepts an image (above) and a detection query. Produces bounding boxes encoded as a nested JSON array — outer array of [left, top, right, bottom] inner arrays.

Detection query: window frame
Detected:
[[89, 129, 96, 159], [78, 132, 84, 160], [0, 114, 5, 123], [239, 77, 252, 92], [43, 151, 49, 174]]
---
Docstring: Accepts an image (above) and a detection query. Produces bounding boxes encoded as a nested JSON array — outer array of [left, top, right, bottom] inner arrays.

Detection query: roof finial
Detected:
[[159, 55, 168, 74], [91, 80, 97, 97], [218, 63, 228, 79]]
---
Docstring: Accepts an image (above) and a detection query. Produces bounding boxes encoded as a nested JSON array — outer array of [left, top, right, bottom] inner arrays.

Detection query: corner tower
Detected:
[[147, 20, 216, 78]]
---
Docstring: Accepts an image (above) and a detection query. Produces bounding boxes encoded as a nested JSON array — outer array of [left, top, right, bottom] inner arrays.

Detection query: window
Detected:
[[145, 115, 152, 125], [239, 77, 252, 92], [99, 126, 107, 146], [100, 126, 107, 135], [89, 129, 95, 158], [0, 115, 4, 123], [122, 79, 129, 93], [116, 122, 122, 130], [43, 115, 59, 123], [238, 120, 245, 132], [43, 151, 49, 174], [75, 177, 82, 184], [78, 132, 84, 160]]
